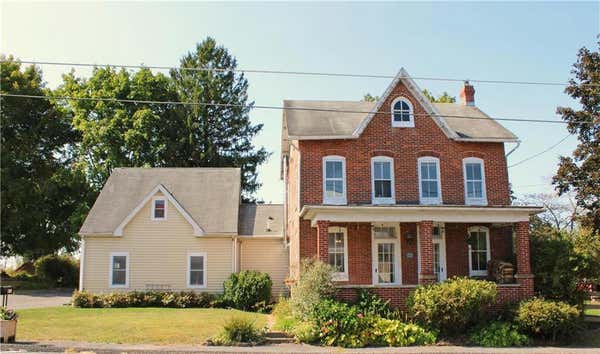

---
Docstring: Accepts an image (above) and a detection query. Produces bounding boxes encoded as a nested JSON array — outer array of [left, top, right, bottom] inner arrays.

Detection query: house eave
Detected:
[[300, 204, 543, 227]]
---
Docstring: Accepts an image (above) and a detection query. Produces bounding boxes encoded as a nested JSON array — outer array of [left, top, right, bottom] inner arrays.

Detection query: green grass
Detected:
[[17, 307, 268, 345], [584, 308, 600, 316]]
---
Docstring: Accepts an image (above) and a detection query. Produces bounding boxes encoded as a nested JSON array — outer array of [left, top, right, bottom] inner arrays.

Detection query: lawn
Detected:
[[17, 307, 268, 345]]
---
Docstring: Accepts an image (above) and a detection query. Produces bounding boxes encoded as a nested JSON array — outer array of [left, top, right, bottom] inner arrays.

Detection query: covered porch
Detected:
[[300, 205, 542, 308]]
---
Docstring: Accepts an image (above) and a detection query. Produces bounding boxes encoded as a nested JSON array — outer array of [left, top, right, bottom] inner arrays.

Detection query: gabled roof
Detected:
[[281, 68, 518, 155], [79, 168, 241, 236], [238, 204, 283, 237]]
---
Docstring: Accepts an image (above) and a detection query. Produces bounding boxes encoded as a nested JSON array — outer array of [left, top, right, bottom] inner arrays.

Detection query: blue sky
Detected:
[[2, 1, 598, 203]]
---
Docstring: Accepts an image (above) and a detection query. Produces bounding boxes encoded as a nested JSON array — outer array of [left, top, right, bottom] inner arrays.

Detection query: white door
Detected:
[[432, 223, 447, 282], [372, 225, 401, 285]]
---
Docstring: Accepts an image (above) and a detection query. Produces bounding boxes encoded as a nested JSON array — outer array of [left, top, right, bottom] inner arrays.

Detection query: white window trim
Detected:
[[391, 97, 415, 128], [371, 223, 402, 285], [151, 196, 167, 221], [328, 226, 349, 281], [418, 156, 443, 205], [463, 157, 488, 206], [109, 252, 129, 288], [371, 156, 395, 205], [322, 156, 347, 205], [187, 252, 208, 289], [467, 226, 491, 277]]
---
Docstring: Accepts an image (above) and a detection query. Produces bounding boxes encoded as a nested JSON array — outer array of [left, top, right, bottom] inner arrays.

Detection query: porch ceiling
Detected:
[[300, 204, 543, 226]]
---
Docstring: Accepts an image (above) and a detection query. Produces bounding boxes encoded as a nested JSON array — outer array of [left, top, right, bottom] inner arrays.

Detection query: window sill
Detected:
[[372, 199, 395, 205], [419, 199, 442, 205], [187, 285, 207, 289], [109, 285, 129, 289], [469, 271, 488, 277], [465, 199, 488, 206], [332, 273, 349, 282], [392, 122, 415, 128], [323, 199, 347, 205]]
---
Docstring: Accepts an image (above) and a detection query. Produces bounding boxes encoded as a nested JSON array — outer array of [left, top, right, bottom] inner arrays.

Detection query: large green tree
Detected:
[[170, 37, 268, 199], [553, 41, 600, 231], [58, 66, 180, 190], [1, 56, 91, 258], [362, 90, 456, 103]]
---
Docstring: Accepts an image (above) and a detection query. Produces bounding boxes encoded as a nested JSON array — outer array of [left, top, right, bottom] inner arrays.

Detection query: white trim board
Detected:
[[113, 184, 205, 236]]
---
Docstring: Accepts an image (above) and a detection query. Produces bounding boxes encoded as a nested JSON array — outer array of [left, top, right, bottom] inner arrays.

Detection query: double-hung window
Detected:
[[188, 253, 207, 288], [467, 226, 490, 276], [323, 156, 346, 204], [110, 252, 129, 288], [418, 157, 442, 204], [328, 227, 348, 280], [371, 156, 395, 204], [152, 197, 167, 220], [463, 158, 487, 205]]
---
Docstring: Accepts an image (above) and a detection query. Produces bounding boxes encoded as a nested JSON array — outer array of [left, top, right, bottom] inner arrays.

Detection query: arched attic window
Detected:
[[391, 97, 414, 128]]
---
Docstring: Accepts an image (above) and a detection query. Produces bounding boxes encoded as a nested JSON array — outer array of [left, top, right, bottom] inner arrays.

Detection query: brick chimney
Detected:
[[459, 81, 475, 106]]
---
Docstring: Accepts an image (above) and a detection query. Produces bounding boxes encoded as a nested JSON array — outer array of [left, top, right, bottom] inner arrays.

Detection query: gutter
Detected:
[[505, 141, 521, 157], [78, 238, 85, 291]]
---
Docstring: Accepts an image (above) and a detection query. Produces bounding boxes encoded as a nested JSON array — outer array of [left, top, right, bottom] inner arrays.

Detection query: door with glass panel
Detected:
[[432, 223, 447, 282], [372, 225, 401, 285]]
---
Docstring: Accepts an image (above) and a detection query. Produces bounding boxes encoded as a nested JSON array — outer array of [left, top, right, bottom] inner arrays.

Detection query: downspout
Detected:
[[505, 141, 521, 157], [283, 154, 288, 247], [78, 238, 85, 291]]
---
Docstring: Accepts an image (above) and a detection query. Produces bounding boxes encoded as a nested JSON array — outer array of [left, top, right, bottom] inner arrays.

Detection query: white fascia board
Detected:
[[113, 184, 205, 236], [301, 205, 543, 227]]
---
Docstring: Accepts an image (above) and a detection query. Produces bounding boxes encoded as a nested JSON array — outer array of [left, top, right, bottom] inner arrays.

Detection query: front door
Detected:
[[432, 223, 447, 282], [372, 225, 401, 285]]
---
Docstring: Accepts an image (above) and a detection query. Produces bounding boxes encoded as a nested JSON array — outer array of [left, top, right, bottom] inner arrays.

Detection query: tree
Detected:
[[170, 38, 269, 200], [1, 56, 92, 258], [59, 66, 181, 190], [362, 90, 456, 103], [515, 193, 579, 232], [553, 41, 600, 231]]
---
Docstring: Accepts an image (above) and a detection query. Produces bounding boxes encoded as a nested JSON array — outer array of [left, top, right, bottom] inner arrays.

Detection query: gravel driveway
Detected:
[[5, 289, 73, 309]]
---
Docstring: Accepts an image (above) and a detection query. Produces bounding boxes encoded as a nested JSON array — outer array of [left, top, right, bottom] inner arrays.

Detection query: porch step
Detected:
[[265, 331, 295, 344], [586, 303, 600, 310], [584, 315, 600, 323]]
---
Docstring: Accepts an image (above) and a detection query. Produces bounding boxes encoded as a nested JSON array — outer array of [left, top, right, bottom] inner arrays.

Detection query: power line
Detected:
[[6, 59, 599, 87], [508, 133, 573, 168], [0, 92, 586, 127]]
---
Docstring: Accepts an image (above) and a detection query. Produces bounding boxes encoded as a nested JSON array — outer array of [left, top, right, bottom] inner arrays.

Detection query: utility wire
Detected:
[[1, 92, 588, 127], [6, 59, 599, 87], [508, 133, 573, 168]]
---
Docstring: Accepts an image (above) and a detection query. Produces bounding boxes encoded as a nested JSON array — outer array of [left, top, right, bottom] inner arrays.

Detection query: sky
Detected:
[[1, 1, 598, 204]]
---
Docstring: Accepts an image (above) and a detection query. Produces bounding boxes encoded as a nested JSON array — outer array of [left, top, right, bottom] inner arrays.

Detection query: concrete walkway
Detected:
[[4, 289, 73, 309], [1, 341, 599, 354]]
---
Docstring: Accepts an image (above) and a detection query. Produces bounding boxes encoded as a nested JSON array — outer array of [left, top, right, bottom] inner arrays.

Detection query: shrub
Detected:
[[310, 299, 371, 348], [407, 277, 497, 335], [210, 317, 266, 345], [515, 298, 581, 341], [0, 307, 17, 320], [291, 321, 319, 343], [222, 270, 272, 311], [354, 288, 397, 319], [290, 258, 336, 319], [470, 321, 529, 347], [272, 298, 299, 332], [34, 254, 79, 287], [71, 290, 215, 308], [371, 318, 436, 347]]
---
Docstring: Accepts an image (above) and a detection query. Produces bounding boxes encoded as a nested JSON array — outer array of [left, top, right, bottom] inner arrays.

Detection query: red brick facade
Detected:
[[284, 78, 534, 308]]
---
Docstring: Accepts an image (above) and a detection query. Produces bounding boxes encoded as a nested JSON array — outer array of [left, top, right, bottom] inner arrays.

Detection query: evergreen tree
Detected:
[[170, 37, 269, 200], [553, 41, 600, 231]]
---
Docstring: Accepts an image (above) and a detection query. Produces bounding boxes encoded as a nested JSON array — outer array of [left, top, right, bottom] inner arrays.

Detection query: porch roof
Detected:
[[300, 204, 543, 226]]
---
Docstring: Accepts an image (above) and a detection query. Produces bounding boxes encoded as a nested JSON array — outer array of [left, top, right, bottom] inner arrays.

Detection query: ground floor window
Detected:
[[468, 226, 490, 276], [110, 252, 129, 287], [328, 226, 348, 280], [188, 253, 207, 288]]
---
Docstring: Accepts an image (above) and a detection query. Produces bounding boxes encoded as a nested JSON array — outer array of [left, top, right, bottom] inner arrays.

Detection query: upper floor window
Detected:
[[467, 226, 490, 276], [152, 197, 167, 220], [463, 157, 487, 205], [328, 226, 348, 280], [371, 156, 395, 204], [391, 97, 414, 128], [323, 156, 346, 205], [418, 157, 442, 205]]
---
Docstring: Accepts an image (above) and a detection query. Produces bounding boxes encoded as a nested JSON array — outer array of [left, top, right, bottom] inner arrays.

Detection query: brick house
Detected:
[[281, 69, 542, 308]]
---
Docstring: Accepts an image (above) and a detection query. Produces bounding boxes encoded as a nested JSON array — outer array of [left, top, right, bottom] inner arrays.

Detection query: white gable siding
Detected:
[[82, 192, 233, 293]]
